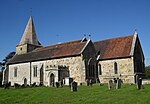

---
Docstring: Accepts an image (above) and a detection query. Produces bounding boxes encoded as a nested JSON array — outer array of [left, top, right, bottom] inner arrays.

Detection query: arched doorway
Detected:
[[50, 73, 55, 86], [24, 78, 27, 87], [87, 58, 95, 78]]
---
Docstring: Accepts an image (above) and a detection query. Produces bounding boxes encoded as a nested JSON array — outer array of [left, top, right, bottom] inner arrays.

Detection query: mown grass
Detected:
[[0, 84, 150, 104]]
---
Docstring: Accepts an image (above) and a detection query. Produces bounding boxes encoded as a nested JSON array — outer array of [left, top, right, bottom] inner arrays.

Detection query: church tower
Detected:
[[16, 16, 42, 55]]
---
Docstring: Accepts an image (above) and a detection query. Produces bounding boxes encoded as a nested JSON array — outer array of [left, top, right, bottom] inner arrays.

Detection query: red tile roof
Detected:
[[94, 35, 134, 60], [7, 39, 87, 64], [7, 35, 134, 64]]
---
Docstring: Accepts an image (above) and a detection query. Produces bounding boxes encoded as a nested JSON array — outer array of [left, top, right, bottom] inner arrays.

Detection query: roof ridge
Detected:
[[33, 39, 85, 52], [94, 34, 134, 43]]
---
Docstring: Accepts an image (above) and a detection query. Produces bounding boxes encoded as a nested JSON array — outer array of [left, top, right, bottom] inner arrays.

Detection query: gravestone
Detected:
[[71, 81, 77, 92], [89, 79, 93, 86], [52, 82, 55, 87], [14, 83, 20, 88], [65, 77, 73, 86], [116, 78, 122, 89], [63, 79, 65, 85], [137, 77, 142, 90], [55, 82, 59, 88], [136, 75, 143, 90], [86, 79, 89, 86], [108, 80, 113, 90], [59, 80, 63, 87], [114, 78, 117, 84]]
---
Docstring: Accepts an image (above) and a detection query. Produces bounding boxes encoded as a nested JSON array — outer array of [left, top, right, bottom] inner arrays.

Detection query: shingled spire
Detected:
[[16, 16, 42, 55], [19, 16, 40, 46]]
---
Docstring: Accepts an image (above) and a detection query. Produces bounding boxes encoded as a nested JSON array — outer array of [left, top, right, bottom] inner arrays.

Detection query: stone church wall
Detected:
[[9, 62, 30, 86], [44, 56, 84, 86], [31, 61, 45, 85], [8, 56, 85, 86], [99, 57, 135, 84]]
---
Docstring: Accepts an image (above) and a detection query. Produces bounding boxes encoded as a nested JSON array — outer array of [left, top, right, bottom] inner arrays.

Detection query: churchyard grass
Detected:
[[0, 84, 150, 104]]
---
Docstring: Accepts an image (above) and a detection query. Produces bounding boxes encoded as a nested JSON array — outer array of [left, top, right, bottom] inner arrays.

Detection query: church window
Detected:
[[14, 67, 17, 77], [89, 65, 95, 77], [114, 62, 118, 74], [98, 64, 102, 75], [33, 65, 38, 77]]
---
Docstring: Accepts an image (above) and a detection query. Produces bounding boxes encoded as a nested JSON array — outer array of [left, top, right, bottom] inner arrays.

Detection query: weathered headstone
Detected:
[[108, 80, 113, 90], [65, 77, 73, 86], [116, 78, 122, 89], [52, 82, 55, 87], [59, 80, 63, 87], [136, 75, 142, 90], [32, 82, 36, 87], [55, 82, 59, 88], [14, 83, 20, 88], [137, 77, 142, 90], [114, 78, 117, 84], [89, 79, 93, 86], [86, 79, 89, 86], [96, 78, 100, 83], [71, 81, 77, 92]]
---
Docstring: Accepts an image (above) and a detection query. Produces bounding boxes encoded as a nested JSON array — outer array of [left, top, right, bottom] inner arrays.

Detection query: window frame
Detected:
[[14, 67, 17, 77], [114, 62, 118, 74], [98, 64, 102, 75], [33, 65, 38, 77]]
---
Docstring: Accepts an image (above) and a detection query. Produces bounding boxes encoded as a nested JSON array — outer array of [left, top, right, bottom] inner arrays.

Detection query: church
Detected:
[[3, 16, 145, 86]]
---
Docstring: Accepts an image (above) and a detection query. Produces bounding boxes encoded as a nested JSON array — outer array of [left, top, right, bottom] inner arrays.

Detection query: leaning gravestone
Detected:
[[108, 80, 113, 90], [71, 81, 77, 92], [116, 78, 122, 89]]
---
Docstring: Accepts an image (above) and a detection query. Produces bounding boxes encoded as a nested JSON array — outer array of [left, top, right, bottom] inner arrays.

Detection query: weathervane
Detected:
[[30, 8, 32, 16], [134, 28, 138, 35], [88, 34, 91, 39]]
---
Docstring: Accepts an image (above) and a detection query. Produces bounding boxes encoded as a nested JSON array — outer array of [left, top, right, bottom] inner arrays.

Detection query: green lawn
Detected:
[[0, 84, 150, 104]]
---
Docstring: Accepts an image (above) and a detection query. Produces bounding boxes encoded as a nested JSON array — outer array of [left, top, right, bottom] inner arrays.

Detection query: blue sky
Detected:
[[0, 0, 150, 65]]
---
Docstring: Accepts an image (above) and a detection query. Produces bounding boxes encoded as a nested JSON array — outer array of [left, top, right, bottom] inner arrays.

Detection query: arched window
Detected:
[[33, 65, 38, 77], [98, 64, 102, 75], [114, 62, 118, 74], [14, 67, 17, 77]]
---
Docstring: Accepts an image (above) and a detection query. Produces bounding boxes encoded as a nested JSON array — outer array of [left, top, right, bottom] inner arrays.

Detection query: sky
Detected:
[[0, 0, 150, 65]]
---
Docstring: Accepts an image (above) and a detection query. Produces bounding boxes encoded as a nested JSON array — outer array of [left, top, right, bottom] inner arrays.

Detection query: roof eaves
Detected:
[[7, 54, 81, 65]]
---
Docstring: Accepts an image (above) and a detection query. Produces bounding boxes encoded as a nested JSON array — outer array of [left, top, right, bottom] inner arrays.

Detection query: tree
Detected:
[[145, 66, 150, 79], [0, 52, 15, 71]]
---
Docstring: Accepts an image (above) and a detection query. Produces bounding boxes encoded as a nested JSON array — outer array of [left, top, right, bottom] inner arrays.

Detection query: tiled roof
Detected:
[[94, 35, 134, 60], [7, 39, 87, 64], [7, 35, 134, 64], [19, 16, 41, 46]]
